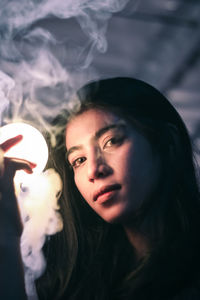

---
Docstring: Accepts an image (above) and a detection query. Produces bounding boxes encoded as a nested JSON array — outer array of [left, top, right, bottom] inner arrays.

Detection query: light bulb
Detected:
[[0, 122, 48, 188]]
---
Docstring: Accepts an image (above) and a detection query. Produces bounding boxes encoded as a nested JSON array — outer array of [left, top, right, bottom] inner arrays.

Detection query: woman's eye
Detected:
[[71, 157, 86, 168], [103, 136, 123, 149]]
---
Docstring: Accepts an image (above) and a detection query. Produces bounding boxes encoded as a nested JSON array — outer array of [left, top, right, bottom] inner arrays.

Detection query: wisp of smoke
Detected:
[[0, 0, 129, 136], [18, 169, 63, 299]]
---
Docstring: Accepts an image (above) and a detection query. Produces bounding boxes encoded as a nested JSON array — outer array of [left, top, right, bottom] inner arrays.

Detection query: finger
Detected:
[[1, 135, 23, 152], [0, 158, 36, 193], [4, 157, 37, 174]]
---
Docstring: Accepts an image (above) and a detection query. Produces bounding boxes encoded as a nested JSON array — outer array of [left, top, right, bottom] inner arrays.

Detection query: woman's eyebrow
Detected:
[[66, 145, 83, 160], [66, 123, 126, 159], [95, 123, 126, 139]]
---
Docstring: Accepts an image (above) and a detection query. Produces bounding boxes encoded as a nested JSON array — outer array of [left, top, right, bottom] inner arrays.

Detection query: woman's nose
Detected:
[[87, 149, 112, 182]]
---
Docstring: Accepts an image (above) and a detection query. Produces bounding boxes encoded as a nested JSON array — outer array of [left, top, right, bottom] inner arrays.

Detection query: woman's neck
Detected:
[[123, 226, 150, 261]]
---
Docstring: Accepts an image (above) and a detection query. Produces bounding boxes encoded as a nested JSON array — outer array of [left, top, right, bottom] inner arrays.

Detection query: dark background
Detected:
[[39, 0, 200, 158], [94, 0, 200, 144]]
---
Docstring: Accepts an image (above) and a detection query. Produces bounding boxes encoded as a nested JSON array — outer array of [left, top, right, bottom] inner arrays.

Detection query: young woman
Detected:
[[36, 77, 200, 300], [1, 77, 200, 300]]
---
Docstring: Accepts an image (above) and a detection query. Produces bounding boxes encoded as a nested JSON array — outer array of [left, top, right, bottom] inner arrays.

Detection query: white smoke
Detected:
[[0, 0, 130, 298], [0, 71, 15, 124], [18, 169, 63, 299], [0, 0, 129, 135]]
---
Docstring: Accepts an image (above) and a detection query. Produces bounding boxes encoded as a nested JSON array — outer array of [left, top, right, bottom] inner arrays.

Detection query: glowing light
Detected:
[[0, 122, 48, 186], [0, 123, 62, 298]]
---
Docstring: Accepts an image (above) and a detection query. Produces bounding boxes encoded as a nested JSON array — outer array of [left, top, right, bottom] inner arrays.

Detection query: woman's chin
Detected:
[[98, 203, 132, 224]]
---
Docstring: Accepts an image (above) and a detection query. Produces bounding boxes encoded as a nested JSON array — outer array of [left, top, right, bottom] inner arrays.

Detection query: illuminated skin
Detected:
[[66, 109, 160, 224]]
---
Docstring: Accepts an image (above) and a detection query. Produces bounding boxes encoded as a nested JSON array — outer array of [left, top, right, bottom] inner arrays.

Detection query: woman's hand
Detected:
[[0, 135, 36, 237], [0, 134, 35, 178], [0, 135, 36, 300]]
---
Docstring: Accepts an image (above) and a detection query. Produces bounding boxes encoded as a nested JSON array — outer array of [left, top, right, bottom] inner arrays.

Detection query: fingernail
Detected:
[[30, 162, 37, 168], [27, 169, 33, 174]]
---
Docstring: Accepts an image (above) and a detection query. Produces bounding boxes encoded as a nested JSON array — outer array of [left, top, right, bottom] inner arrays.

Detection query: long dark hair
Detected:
[[37, 78, 200, 300]]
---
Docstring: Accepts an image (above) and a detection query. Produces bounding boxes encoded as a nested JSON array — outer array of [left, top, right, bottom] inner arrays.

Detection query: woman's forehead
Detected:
[[66, 108, 122, 130], [65, 108, 124, 147]]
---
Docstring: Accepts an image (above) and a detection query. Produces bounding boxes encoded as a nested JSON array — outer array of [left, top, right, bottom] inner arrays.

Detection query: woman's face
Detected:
[[66, 108, 160, 224]]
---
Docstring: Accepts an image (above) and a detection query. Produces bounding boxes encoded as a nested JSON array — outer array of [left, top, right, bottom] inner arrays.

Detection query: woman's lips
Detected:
[[93, 184, 121, 203]]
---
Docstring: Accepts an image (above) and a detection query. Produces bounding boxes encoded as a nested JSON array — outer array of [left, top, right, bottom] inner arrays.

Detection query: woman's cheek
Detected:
[[74, 173, 81, 191], [74, 171, 87, 199]]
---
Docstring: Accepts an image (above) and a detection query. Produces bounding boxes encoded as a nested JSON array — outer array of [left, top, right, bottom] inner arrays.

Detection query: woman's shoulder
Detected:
[[172, 286, 200, 300]]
